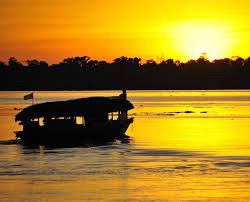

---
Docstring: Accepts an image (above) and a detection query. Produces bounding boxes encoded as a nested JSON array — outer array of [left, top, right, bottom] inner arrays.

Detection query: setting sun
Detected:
[[172, 20, 237, 60]]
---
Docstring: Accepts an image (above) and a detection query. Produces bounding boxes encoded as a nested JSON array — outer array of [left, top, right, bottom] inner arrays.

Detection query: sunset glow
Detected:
[[2, 0, 250, 200], [172, 20, 237, 60], [0, 0, 249, 63]]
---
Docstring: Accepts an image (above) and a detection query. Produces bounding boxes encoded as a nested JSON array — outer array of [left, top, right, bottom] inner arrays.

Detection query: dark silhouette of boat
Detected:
[[15, 90, 134, 145]]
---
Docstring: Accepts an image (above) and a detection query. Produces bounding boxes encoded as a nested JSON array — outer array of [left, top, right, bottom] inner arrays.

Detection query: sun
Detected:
[[172, 20, 235, 61]]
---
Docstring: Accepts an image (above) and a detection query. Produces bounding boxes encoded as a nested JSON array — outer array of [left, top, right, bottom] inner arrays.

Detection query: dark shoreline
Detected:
[[2, 56, 250, 91]]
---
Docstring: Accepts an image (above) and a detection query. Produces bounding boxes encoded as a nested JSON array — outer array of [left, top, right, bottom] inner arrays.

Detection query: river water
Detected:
[[0, 90, 250, 201]]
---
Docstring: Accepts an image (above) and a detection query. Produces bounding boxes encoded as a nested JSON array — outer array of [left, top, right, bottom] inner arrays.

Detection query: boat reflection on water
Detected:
[[11, 137, 132, 150], [15, 90, 134, 146]]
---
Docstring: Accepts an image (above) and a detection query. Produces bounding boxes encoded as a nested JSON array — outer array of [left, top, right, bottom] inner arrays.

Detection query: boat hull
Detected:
[[16, 118, 133, 146]]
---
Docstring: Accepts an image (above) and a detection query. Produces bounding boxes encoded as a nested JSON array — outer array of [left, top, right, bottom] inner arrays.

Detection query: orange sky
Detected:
[[0, 0, 249, 64]]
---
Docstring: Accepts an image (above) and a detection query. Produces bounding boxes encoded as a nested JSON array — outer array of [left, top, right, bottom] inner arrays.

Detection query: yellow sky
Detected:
[[0, 0, 249, 63]]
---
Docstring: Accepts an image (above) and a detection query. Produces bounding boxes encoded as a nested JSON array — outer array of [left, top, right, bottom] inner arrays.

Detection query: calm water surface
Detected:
[[0, 90, 250, 201]]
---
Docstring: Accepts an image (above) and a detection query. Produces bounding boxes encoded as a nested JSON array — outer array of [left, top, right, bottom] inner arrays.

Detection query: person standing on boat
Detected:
[[119, 90, 128, 120], [120, 89, 127, 100]]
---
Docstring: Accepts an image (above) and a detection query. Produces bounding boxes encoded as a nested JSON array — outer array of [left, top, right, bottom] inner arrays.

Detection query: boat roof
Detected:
[[16, 96, 134, 121]]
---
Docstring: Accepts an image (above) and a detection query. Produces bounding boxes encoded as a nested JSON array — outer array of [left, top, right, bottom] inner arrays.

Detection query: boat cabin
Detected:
[[16, 95, 134, 130]]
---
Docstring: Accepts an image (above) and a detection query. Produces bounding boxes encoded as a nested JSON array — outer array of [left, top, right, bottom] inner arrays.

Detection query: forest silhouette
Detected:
[[1, 55, 250, 90]]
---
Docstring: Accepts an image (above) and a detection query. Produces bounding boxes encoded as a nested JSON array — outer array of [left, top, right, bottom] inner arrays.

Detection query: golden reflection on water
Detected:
[[132, 117, 250, 156], [1, 91, 250, 201], [1, 175, 249, 201]]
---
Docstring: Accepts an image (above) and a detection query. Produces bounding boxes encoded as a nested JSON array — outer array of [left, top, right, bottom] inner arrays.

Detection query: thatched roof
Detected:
[[16, 97, 134, 121]]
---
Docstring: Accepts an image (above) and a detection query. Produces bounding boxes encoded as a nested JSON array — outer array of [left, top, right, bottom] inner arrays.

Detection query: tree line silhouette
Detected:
[[1, 55, 250, 90]]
